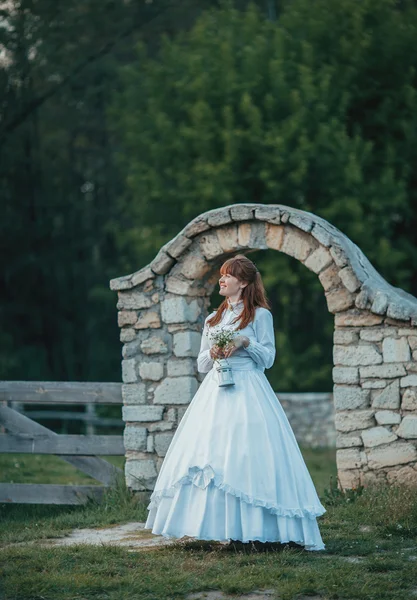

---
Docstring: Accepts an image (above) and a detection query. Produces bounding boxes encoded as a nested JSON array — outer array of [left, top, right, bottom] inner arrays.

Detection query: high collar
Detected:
[[226, 299, 244, 311]]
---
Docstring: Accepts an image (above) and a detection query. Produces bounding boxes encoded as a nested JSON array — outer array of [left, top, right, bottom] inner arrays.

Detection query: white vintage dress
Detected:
[[144, 303, 326, 550]]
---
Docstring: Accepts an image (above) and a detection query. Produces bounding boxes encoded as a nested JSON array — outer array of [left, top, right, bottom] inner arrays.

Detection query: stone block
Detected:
[[386, 466, 417, 487], [173, 331, 201, 357], [123, 426, 147, 451], [153, 376, 198, 405], [177, 406, 189, 422], [360, 329, 385, 342], [338, 469, 361, 489], [161, 296, 201, 324], [117, 292, 153, 311], [303, 246, 333, 274], [110, 274, 132, 291], [375, 410, 401, 425], [332, 367, 359, 384], [122, 338, 143, 359], [122, 383, 146, 405], [125, 459, 157, 490], [371, 379, 400, 409], [216, 225, 239, 253], [134, 311, 161, 330], [334, 386, 370, 410], [335, 311, 383, 327], [402, 388, 417, 410], [281, 226, 316, 261], [333, 330, 358, 345], [183, 216, 210, 238], [139, 361, 164, 381], [254, 205, 281, 224], [199, 232, 224, 260], [361, 426, 397, 447], [165, 277, 194, 296], [249, 222, 268, 249], [140, 336, 168, 355], [398, 329, 417, 336], [166, 408, 177, 421], [176, 250, 211, 280], [167, 358, 195, 376], [207, 207, 233, 227], [329, 244, 349, 268], [154, 432, 175, 457], [230, 205, 255, 221], [120, 328, 136, 343], [122, 358, 137, 383], [265, 224, 285, 250], [335, 410, 375, 432], [386, 302, 413, 321], [362, 380, 387, 389], [382, 337, 411, 363], [409, 336, 417, 350], [336, 433, 363, 448], [238, 223, 252, 246], [359, 364, 406, 379], [318, 263, 342, 292], [165, 234, 192, 259], [122, 405, 164, 422], [354, 289, 370, 310], [400, 374, 417, 387], [369, 291, 388, 315], [148, 421, 174, 432], [405, 362, 417, 372], [367, 441, 417, 469], [336, 448, 364, 470], [311, 223, 332, 247], [150, 250, 175, 275], [396, 415, 417, 439], [333, 344, 382, 367], [338, 266, 362, 293], [118, 311, 137, 327], [131, 267, 155, 287], [326, 288, 355, 313], [147, 434, 154, 453], [288, 213, 314, 232]]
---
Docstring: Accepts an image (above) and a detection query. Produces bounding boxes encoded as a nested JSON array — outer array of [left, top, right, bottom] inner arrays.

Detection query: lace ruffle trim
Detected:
[[146, 464, 326, 520]]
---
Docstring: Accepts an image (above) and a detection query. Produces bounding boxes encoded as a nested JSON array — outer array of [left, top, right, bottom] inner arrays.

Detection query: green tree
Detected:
[[112, 0, 417, 390], [0, 0, 215, 383]]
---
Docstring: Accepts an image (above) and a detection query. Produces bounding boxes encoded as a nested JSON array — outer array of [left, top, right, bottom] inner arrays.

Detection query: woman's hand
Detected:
[[210, 344, 224, 360], [223, 336, 250, 358]]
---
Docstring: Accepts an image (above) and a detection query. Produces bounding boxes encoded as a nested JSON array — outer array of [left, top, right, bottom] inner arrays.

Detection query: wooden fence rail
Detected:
[[0, 381, 124, 505]]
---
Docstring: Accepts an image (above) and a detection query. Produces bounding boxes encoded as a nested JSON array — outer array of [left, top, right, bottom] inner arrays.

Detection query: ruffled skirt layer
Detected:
[[144, 365, 327, 551]]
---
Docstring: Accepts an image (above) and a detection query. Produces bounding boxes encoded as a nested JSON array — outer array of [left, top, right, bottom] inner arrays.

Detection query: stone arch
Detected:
[[110, 204, 417, 492]]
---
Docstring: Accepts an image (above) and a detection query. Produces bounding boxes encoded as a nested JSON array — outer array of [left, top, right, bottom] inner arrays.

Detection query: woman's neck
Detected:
[[227, 295, 243, 307]]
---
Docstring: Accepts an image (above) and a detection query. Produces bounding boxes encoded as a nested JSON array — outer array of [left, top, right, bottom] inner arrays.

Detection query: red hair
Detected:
[[207, 254, 271, 330]]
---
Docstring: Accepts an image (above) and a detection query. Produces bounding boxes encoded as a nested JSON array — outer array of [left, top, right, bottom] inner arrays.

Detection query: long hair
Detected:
[[207, 254, 271, 331]]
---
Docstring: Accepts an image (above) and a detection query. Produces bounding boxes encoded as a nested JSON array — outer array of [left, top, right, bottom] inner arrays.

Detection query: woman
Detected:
[[145, 254, 326, 551]]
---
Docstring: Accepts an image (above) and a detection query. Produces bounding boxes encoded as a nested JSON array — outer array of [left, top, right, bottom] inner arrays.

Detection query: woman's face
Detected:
[[218, 271, 247, 299]]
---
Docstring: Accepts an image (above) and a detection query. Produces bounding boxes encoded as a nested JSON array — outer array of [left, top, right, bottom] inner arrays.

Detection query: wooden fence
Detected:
[[0, 381, 124, 505]]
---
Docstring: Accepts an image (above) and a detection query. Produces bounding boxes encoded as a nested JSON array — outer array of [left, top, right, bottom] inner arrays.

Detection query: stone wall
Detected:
[[277, 393, 336, 448], [110, 203, 417, 491], [333, 314, 417, 487]]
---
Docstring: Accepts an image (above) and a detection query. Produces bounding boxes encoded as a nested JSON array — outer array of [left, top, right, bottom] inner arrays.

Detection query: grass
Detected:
[[1, 448, 417, 599], [0, 453, 125, 485]]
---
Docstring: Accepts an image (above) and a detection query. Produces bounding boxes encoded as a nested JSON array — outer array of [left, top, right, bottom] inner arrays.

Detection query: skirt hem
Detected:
[[147, 464, 327, 521], [145, 528, 326, 551]]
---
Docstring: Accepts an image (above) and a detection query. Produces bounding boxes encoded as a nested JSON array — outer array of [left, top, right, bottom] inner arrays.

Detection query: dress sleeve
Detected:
[[197, 315, 215, 373], [244, 308, 276, 369]]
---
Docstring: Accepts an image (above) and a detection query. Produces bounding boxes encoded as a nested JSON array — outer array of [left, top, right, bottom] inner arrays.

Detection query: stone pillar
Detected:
[[333, 311, 417, 487]]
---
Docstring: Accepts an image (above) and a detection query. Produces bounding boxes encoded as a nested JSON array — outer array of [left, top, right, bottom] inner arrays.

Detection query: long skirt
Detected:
[[144, 365, 326, 551]]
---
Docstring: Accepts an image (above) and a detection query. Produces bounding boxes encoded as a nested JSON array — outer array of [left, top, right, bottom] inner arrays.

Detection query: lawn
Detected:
[[1, 448, 416, 600]]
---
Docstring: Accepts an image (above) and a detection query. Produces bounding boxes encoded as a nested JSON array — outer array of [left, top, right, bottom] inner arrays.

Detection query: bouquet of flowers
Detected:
[[207, 327, 236, 387], [208, 328, 237, 357]]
